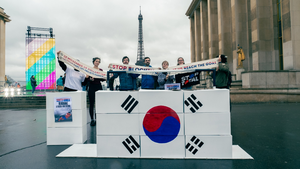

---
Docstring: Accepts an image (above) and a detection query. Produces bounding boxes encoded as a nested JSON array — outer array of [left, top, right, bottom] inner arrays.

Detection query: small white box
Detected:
[[185, 135, 232, 158], [97, 135, 140, 157], [47, 108, 87, 128], [185, 113, 231, 135], [96, 91, 139, 114], [183, 89, 229, 113], [97, 114, 140, 136], [140, 135, 185, 158], [46, 91, 87, 110], [139, 113, 184, 136], [47, 125, 87, 145], [138, 90, 183, 113]]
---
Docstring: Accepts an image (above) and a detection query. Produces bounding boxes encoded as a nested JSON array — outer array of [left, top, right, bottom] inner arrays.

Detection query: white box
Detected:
[[47, 125, 87, 145], [46, 91, 87, 110], [97, 114, 140, 135], [97, 135, 140, 157], [139, 113, 184, 136], [185, 113, 231, 135], [183, 89, 229, 113], [96, 91, 139, 114], [140, 135, 185, 158], [138, 90, 183, 113], [47, 108, 87, 128], [185, 135, 232, 158]]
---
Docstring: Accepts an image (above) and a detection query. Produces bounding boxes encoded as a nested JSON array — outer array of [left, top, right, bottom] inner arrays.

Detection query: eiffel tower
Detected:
[[135, 7, 145, 66]]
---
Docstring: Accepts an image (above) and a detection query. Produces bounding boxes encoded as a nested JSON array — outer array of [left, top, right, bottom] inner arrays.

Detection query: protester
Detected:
[[157, 61, 174, 90], [141, 57, 156, 89], [215, 55, 229, 89], [111, 56, 139, 91], [86, 57, 106, 126], [57, 51, 86, 91], [56, 75, 64, 92], [175, 57, 193, 90], [177, 57, 185, 65], [30, 75, 37, 93]]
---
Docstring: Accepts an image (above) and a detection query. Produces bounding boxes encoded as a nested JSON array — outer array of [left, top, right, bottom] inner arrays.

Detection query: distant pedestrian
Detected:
[[56, 76, 64, 92], [30, 75, 37, 93]]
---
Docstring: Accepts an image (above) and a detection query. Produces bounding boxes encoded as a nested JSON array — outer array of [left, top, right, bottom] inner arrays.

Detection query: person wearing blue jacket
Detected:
[[157, 61, 174, 90], [141, 57, 156, 89], [112, 56, 139, 91]]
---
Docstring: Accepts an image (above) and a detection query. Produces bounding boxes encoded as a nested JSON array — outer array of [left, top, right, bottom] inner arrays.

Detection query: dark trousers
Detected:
[[88, 84, 102, 120], [63, 87, 77, 91]]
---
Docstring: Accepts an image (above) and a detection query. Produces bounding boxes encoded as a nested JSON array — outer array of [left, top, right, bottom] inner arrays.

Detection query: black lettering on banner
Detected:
[[121, 95, 139, 113], [185, 135, 204, 155], [122, 135, 140, 154], [184, 94, 203, 113]]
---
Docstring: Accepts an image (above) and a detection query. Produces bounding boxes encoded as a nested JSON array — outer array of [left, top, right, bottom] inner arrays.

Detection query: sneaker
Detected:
[[90, 120, 96, 126]]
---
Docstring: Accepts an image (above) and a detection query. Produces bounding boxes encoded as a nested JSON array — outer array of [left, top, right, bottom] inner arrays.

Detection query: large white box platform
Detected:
[[185, 113, 230, 135], [46, 91, 87, 145], [97, 114, 140, 135], [97, 135, 140, 157], [47, 125, 87, 145], [183, 89, 229, 113], [185, 135, 232, 158]]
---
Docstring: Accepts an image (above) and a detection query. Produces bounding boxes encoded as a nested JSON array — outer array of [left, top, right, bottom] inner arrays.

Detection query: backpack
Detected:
[[227, 71, 232, 88]]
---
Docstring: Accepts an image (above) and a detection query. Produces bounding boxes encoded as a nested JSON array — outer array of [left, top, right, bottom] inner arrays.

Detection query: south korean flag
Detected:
[[138, 90, 185, 158]]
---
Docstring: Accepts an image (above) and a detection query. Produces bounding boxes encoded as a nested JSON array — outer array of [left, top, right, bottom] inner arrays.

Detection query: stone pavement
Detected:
[[0, 103, 299, 169]]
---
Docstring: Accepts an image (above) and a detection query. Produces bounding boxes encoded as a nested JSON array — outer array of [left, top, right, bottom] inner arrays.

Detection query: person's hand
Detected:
[[85, 75, 89, 78], [166, 74, 169, 79]]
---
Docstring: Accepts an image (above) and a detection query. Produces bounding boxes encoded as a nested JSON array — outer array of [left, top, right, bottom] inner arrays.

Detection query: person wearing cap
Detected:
[[215, 54, 229, 89], [57, 51, 86, 91]]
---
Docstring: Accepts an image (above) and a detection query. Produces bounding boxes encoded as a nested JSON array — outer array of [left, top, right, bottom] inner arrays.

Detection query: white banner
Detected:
[[169, 58, 219, 70], [58, 51, 107, 79], [108, 58, 218, 75]]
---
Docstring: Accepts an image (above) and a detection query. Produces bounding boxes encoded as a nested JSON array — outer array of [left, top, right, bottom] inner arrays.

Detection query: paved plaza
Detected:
[[0, 103, 299, 169]]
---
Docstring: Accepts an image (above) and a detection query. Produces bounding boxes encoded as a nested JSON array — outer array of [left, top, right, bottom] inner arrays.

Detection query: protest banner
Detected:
[[58, 51, 106, 79]]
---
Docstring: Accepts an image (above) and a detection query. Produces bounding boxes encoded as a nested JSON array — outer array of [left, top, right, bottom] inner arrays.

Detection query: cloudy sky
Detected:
[[2, 0, 192, 81]]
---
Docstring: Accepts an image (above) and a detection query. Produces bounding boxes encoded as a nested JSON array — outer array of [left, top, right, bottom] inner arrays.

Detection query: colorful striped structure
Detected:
[[26, 37, 56, 90]]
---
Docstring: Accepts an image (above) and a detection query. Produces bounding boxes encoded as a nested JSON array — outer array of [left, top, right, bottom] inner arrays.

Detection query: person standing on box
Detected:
[[57, 51, 87, 91], [157, 60, 174, 90], [86, 57, 106, 126], [110, 56, 139, 91]]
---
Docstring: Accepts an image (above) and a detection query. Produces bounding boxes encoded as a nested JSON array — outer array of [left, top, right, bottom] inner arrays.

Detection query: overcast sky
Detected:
[[2, 0, 192, 81]]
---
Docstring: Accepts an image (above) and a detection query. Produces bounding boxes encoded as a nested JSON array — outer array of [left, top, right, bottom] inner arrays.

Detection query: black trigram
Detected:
[[121, 95, 139, 113], [122, 135, 140, 154], [184, 94, 203, 113], [185, 136, 204, 155]]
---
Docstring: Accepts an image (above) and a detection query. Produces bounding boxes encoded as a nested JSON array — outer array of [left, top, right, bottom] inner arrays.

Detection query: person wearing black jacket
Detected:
[[85, 57, 106, 126]]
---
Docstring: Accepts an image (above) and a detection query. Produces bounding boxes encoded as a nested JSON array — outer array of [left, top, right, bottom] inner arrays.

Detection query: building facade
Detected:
[[186, 0, 300, 78], [0, 7, 11, 84]]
